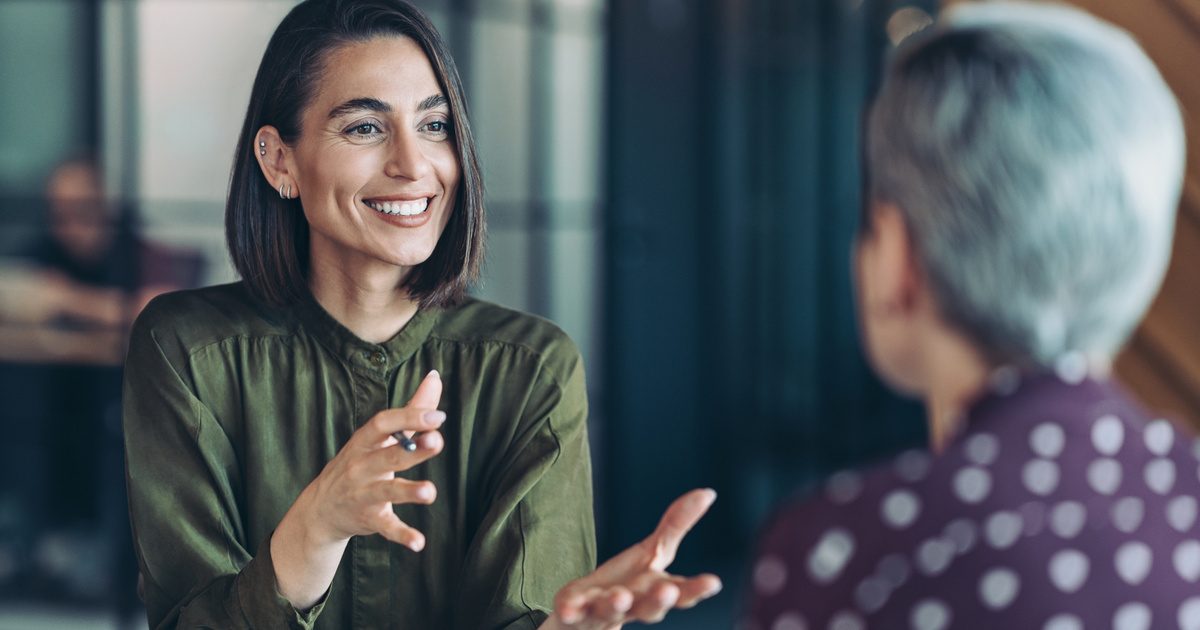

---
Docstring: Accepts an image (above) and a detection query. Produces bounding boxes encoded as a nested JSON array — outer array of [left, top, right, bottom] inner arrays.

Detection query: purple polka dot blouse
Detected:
[[743, 373, 1200, 630]]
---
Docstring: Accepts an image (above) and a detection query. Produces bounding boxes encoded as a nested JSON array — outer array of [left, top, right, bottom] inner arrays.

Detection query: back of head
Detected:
[[865, 1, 1185, 367]]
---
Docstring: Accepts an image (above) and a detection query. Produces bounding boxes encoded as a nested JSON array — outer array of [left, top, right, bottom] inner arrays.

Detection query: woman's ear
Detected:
[[254, 125, 300, 200], [864, 201, 922, 317]]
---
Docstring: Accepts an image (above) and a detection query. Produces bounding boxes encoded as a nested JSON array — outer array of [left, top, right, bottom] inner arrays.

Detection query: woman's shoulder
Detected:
[[133, 281, 292, 355], [431, 296, 582, 368]]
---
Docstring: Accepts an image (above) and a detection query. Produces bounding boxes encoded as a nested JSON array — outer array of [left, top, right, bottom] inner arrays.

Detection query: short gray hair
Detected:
[[865, 2, 1185, 366]]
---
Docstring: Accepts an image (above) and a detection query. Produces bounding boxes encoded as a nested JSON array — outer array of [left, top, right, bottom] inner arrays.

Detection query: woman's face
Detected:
[[853, 202, 926, 396], [286, 36, 459, 277]]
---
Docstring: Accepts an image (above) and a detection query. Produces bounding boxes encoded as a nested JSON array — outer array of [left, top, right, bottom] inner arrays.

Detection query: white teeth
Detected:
[[366, 198, 429, 216]]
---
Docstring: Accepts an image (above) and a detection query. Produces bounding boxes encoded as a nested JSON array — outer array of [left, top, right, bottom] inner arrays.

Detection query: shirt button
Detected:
[[371, 351, 387, 366]]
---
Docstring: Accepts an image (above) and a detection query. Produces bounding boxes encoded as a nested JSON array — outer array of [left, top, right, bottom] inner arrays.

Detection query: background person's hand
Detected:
[[545, 488, 722, 630]]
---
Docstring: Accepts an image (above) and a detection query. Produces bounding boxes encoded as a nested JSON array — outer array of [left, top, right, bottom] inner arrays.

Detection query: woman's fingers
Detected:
[[372, 512, 427, 552], [673, 573, 723, 608], [627, 580, 680, 623], [366, 477, 437, 506], [362, 429, 445, 475], [353, 370, 445, 448], [406, 370, 442, 408], [583, 586, 632, 626], [641, 488, 716, 571]]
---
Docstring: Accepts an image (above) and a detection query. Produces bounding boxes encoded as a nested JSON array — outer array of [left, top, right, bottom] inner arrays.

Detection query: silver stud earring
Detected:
[[259, 140, 266, 156]]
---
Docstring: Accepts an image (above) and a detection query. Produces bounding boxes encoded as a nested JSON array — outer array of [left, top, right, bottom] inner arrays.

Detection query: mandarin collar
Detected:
[[294, 289, 439, 374]]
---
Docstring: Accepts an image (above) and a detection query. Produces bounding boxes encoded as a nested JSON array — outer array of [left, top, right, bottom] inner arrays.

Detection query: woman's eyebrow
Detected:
[[418, 94, 448, 112], [328, 97, 391, 119]]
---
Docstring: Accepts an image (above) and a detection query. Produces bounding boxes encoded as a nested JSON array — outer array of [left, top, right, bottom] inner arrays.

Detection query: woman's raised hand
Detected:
[[544, 489, 723, 630], [272, 370, 445, 609], [302, 369, 446, 550]]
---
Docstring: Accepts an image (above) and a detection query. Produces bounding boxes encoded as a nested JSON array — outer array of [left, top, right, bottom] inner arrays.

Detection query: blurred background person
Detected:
[[1, 0, 1197, 628], [744, 3, 1197, 628]]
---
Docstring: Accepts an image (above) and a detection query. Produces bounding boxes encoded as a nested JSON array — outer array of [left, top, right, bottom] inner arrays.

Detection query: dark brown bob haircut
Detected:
[[226, 0, 484, 309]]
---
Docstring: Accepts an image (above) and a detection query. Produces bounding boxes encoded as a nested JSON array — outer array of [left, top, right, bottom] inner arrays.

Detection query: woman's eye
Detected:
[[424, 120, 451, 134], [348, 123, 381, 136]]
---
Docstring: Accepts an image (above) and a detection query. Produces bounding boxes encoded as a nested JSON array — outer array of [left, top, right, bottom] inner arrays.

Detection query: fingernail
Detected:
[[427, 369, 440, 379], [416, 483, 436, 501], [409, 537, 425, 552], [423, 410, 446, 426]]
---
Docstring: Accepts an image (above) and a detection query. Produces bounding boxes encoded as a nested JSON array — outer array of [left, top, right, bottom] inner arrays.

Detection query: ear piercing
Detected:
[[259, 140, 266, 156], [278, 183, 294, 199]]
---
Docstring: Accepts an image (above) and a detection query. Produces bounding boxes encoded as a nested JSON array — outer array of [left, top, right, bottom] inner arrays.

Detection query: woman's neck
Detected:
[[923, 327, 993, 454], [308, 255, 418, 344]]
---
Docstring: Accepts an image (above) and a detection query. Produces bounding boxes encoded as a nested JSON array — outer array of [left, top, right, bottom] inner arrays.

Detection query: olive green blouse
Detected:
[[122, 282, 596, 629]]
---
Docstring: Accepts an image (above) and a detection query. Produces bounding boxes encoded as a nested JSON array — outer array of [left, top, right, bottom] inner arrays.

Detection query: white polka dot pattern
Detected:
[[915, 538, 955, 577], [984, 511, 1022, 550], [1143, 419, 1174, 455], [1049, 501, 1086, 539], [1048, 549, 1089, 593], [1054, 352, 1088, 384], [943, 518, 977, 554], [770, 612, 807, 630], [979, 568, 1020, 610], [1167, 495, 1198, 533], [1030, 422, 1065, 458], [953, 467, 992, 504], [1113, 602, 1152, 630], [1092, 415, 1124, 455], [1112, 497, 1145, 533], [1022, 459, 1060, 496], [877, 553, 911, 588], [807, 529, 855, 585], [1181, 597, 1200, 630], [826, 471, 863, 505], [1018, 501, 1046, 536], [1174, 541, 1200, 583], [1144, 459, 1176, 495], [1043, 613, 1083, 630], [1114, 542, 1152, 586], [895, 450, 932, 483], [828, 611, 864, 630], [965, 433, 1000, 466], [754, 555, 788, 596], [853, 577, 890, 614], [910, 599, 951, 630], [745, 377, 1200, 630], [1087, 458, 1122, 495], [882, 490, 921, 530]]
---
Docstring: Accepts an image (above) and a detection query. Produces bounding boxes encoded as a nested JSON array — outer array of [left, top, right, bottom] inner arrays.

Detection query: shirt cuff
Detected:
[[236, 531, 330, 629]]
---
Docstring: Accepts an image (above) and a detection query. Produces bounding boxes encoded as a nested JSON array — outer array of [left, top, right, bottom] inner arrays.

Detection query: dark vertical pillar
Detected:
[[604, 0, 708, 561]]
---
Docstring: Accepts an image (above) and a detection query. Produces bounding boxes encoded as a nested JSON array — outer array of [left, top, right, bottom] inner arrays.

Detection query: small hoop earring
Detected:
[[287, 185, 294, 199], [279, 183, 287, 199]]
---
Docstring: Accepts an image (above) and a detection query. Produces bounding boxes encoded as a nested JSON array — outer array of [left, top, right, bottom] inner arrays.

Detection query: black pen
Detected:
[[393, 431, 419, 452]]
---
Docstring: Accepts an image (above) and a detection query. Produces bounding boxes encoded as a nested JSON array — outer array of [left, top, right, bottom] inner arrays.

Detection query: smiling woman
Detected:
[[121, 1, 718, 629]]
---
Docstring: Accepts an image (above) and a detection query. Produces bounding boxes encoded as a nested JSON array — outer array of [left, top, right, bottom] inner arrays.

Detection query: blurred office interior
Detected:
[[0, 0, 1196, 628]]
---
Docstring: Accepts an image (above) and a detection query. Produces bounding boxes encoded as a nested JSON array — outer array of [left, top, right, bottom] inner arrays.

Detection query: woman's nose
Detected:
[[384, 129, 433, 181]]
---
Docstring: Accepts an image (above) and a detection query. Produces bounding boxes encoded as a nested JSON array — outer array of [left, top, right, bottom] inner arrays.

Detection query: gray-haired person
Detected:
[[742, 2, 1198, 628]]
